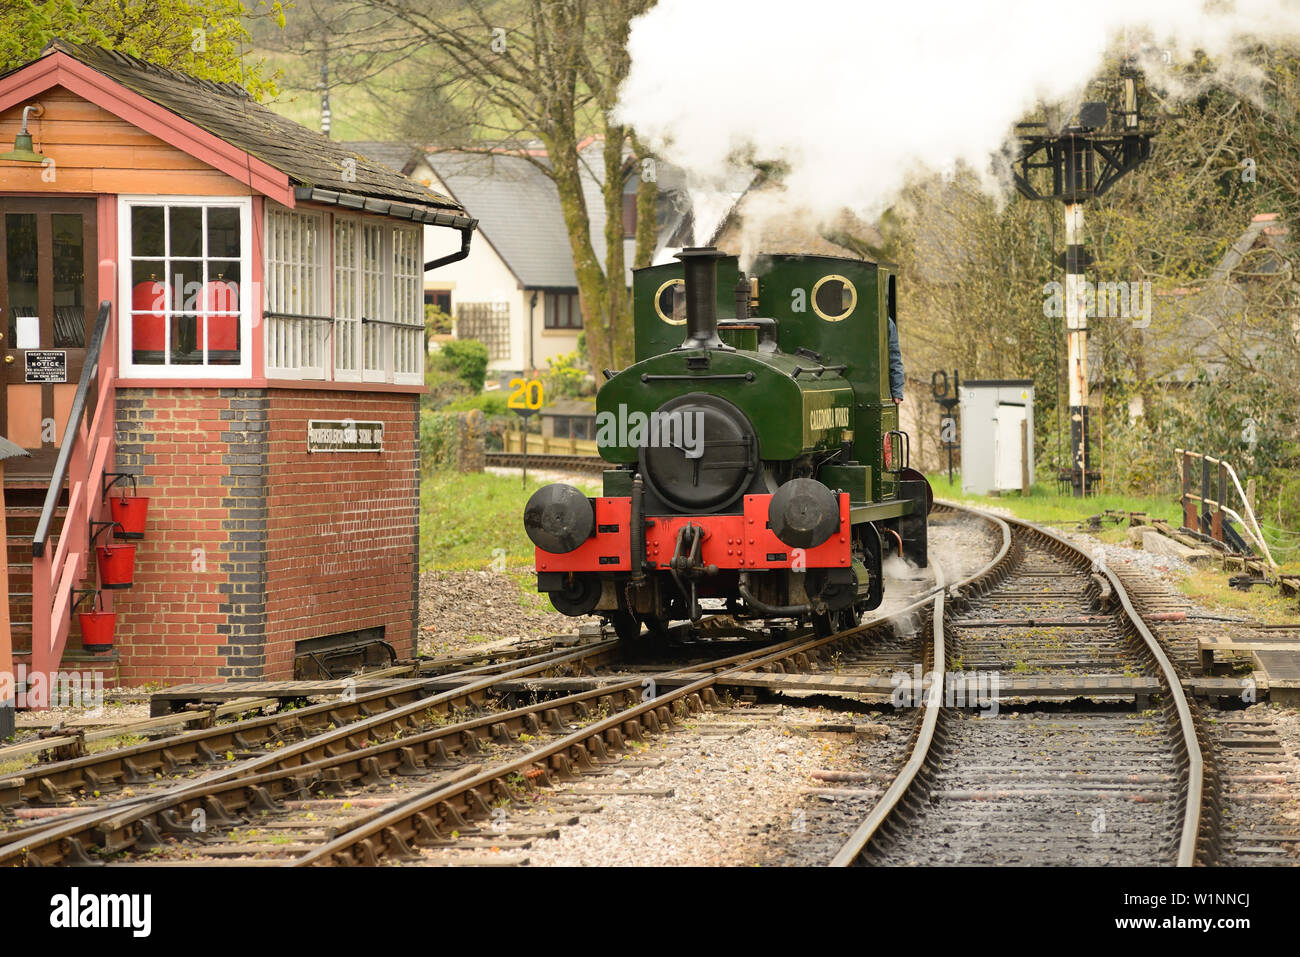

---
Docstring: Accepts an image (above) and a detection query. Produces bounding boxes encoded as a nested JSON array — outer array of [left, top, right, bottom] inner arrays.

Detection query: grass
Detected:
[[420, 469, 600, 571], [928, 469, 1299, 623], [926, 471, 1181, 527], [1178, 566, 1300, 624]]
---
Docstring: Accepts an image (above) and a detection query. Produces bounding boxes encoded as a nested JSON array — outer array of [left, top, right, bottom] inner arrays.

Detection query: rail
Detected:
[[832, 504, 1206, 867], [29, 299, 117, 701]]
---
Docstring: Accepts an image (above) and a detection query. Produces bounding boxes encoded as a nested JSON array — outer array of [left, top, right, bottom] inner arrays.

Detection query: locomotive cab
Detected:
[[524, 246, 930, 641]]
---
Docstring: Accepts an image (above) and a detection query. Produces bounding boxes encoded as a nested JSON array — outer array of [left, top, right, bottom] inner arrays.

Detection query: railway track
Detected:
[[831, 506, 1211, 867], [0, 531, 966, 866], [0, 642, 628, 864], [484, 451, 605, 474], [0, 504, 1223, 867]]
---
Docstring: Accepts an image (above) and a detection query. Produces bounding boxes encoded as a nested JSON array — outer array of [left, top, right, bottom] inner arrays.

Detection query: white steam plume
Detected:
[[617, 0, 1300, 255]]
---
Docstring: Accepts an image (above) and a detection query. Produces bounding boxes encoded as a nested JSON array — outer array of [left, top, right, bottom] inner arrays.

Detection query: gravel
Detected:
[[491, 704, 913, 867], [406, 516, 1003, 866], [1056, 527, 1195, 584], [417, 567, 596, 658]]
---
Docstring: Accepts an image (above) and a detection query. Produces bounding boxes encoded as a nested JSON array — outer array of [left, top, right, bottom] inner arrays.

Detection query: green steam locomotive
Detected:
[[524, 246, 930, 640]]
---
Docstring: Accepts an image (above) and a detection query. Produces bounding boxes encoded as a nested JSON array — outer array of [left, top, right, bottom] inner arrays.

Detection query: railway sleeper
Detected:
[[315, 768, 348, 797], [568, 743, 597, 772], [548, 753, 581, 781], [466, 787, 494, 819], [37, 777, 71, 805], [359, 756, 388, 788], [526, 765, 554, 790], [412, 812, 443, 845], [424, 740, 457, 768], [121, 757, 155, 784]]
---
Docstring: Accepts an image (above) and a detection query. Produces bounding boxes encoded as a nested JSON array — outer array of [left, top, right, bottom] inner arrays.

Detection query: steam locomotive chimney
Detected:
[[676, 246, 727, 350], [734, 271, 750, 321]]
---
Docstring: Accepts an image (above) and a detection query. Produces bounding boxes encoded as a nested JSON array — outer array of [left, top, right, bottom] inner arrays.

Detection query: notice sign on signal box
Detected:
[[25, 350, 67, 383], [307, 420, 384, 453]]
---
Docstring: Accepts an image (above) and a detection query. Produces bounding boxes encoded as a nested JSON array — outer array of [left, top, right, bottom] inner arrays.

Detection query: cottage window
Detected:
[[544, 291, 582, 330], [118, 196, 252, 377]]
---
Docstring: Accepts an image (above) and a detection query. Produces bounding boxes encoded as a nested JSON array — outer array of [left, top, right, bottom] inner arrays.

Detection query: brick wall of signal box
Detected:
[[112, 387, 420, 685], [263, 390, 420, 678]]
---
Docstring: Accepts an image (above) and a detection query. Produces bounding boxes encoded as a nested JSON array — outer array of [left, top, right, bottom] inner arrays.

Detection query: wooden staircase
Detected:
[[5, 481, 116, 679], [3, 301, 120, 722]]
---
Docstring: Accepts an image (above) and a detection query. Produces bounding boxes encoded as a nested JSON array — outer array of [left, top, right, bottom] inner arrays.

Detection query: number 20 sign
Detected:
[[508, 377, 544, 417]]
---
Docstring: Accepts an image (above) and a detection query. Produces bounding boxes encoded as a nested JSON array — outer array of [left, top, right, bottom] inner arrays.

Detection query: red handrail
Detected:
[[28, 300, 116, 708]]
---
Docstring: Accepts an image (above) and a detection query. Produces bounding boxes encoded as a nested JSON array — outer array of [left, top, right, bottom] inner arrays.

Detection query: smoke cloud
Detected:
[[617, 0, 1300, 253]]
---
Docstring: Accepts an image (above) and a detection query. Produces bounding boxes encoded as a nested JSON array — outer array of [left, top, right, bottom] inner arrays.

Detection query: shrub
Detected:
[[424, 359, 469, 410], [435, 339, 489, 392], [442, 391, 510, 416], [425, 303, 453, 336], [542, 350, 589, 399], [419, 410, 459, 472]]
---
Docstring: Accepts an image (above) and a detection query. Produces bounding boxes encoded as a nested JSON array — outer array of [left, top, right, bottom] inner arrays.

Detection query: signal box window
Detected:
[[121, 198, 250, 376]]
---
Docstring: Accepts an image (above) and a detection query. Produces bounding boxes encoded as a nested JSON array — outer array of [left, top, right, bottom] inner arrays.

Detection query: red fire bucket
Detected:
[[78, 610, 116, 653], [109, 495, 148, 539], [97, 543, 137, 589]]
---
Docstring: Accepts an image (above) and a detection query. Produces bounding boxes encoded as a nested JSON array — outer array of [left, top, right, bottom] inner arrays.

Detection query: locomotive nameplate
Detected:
[[307, 420, 384, 453], [803, 387, 854, 447]]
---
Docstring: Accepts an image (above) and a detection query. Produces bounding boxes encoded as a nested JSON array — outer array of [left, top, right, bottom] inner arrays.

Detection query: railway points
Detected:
[[2, 503, 1292, 869]]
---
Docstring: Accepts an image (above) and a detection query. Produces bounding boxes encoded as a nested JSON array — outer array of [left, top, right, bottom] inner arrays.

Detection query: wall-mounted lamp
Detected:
[[0, 104, 45, 163]]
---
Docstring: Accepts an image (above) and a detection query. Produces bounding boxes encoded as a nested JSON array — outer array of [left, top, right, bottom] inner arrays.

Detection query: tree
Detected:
[[0, 0, 285, 100], [885, 47, 1300, 548], [265, 0, 660, 371]]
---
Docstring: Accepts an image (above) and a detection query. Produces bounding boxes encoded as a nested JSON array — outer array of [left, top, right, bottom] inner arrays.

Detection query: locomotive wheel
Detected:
[[549, 574, 601, 617], [610, 611, 642, 641], [812, 607, 857, 638], [860, 523, 885, 611]]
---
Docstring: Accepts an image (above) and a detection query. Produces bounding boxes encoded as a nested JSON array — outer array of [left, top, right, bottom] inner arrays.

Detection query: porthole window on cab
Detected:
[[655, 278, 686, 325], [812, 274, 856, 322]]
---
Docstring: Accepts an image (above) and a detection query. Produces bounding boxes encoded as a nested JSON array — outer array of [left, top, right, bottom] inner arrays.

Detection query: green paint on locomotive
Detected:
[[622, 253, 903, 504], [596, 348, 853, 462]]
